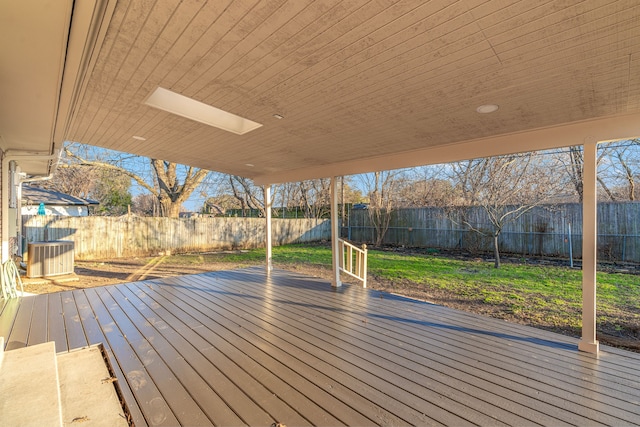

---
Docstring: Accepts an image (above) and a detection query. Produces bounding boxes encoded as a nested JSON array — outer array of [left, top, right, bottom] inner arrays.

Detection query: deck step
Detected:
[[0, 341, 128, 427], [0, 341, 63, 426], [57, 346, 128, 427]]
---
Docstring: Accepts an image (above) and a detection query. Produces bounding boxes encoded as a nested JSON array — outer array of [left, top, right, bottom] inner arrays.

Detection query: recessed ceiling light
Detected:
[[144, 87, 262, 135], [132, 135, 146, 141], [273, 114, 284, 119], [476, 104, 499, 114], [245, 163, 254, 167]]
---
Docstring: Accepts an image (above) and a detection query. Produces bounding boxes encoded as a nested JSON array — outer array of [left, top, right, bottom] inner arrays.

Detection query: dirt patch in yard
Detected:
[[21, 256, 246, 294], [19, 251, 640, 353]]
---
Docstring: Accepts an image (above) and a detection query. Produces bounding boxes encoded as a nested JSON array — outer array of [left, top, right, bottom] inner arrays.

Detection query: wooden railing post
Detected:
[[337, 238, 368, 287], [361, 244, 367, 288]]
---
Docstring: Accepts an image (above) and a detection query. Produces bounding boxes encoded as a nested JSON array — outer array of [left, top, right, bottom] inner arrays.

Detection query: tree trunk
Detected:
[[618, 153, 636, 201], [493, 232, 501, 269], [166, 200, 182, 218], [569, 146, 584, 202]]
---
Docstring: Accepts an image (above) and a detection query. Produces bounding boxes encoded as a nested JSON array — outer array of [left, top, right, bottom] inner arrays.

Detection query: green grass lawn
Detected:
[[367, 249, 640, 333], [171, 243, 640, 341]]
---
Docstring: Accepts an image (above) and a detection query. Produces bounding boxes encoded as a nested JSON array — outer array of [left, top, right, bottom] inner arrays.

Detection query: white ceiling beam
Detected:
[[252, 112, 640, 185]]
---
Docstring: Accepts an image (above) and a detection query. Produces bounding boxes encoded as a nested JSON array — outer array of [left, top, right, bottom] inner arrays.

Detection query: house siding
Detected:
[[0, 151, 3, 258], [21, 205, 89, 217]]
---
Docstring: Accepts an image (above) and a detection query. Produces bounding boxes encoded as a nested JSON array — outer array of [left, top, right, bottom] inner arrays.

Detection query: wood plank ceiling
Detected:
[[65, 0, 640, 184]]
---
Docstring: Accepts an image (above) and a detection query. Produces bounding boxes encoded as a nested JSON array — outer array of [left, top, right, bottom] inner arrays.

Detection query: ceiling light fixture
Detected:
[[132, 135, 146, 141], [476, 104, 499, 114], [245, 163, 254, 167], [273, 114, 284, 119], [144, 87, 262, 135]]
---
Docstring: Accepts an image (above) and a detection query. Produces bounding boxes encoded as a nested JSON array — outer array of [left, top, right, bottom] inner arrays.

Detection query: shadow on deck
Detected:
[[1, 267, 639, 426]]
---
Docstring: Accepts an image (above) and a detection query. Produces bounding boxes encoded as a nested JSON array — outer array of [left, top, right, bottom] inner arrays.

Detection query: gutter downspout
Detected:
[[2, 150, 61, 262]]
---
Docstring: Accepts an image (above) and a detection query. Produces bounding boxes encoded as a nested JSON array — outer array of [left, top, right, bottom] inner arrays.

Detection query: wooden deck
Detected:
[[1, 267, 640, 426]]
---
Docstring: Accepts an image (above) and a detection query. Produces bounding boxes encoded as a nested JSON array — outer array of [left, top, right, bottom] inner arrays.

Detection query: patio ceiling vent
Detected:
[[26, 240, 74, 278]]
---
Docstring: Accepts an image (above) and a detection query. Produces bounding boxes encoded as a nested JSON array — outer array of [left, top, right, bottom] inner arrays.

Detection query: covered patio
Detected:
[[2, 267, 639, 426], [3, 1, 640, 356], [2, 3, 640, 424]]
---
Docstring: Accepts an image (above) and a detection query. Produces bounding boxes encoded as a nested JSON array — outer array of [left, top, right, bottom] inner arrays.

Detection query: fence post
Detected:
[[568, 222, 573, 268]]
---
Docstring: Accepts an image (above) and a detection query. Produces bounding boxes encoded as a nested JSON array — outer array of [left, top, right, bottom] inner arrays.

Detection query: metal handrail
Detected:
[[338, 238, 368, 287]]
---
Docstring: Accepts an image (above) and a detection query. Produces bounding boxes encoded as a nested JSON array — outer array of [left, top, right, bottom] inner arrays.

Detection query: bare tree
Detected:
[[565, 146, 585, 202], [202, 194, 240, 215], [131, 194, 158, 216], [40, 160, 132, 215], [394, 165, 459, 207], [556, 145, 618, 202], [451, 153, 563, 268], [359, 170, 403, 246], [151, 159, 208, 217], [616, 152, 636, 201], [63, 144, 208, 217], [603, 139, 640, 201], [397, 176, 459, 208], [227, 175, 266, 216], [293, 179, 332, 218], [203, 174, 364, 222], [39, 164, 98, 200]]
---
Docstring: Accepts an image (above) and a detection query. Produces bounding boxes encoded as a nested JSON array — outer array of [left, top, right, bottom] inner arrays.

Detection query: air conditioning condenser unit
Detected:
[[27, 241, 75, 278]]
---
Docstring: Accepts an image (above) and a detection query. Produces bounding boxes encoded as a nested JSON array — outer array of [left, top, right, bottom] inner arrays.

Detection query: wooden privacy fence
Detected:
[[348, 202, 640, 263], [22, 215, 331, 260]]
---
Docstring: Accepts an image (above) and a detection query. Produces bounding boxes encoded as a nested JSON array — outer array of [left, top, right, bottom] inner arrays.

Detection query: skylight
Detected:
[[144, 87, 262, 135]]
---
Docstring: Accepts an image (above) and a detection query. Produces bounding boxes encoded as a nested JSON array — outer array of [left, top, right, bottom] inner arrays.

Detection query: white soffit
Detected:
[[0, 0, 72, 167], [0, 0, 114, 176], [144, 87, 262, 135]]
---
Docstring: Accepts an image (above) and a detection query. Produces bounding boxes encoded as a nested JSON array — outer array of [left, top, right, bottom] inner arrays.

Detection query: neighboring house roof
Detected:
[[21, 186, 99, 207]]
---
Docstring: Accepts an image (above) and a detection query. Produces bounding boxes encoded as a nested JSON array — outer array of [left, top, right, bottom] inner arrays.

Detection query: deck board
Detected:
[[61, 291, 88, 350], [6, 296, 34, 350], [26, 294, 48, 346], [110, 285, 255, 427], [185, 275, 549, 426], [47, 292, 68, 352], [132, 281, 355, 426], [73, 289, 147, 427], [165, 275, 496, 426], [126, 282, 336, 426], [147, 281, 393, 426], [181, 273, 590, 426], [2, 267, 640, 426], [345, 288, 640, 409], [0, 298, 19, 342], [94, 286, 213, 427], [253, 273, 640, 398], [84, 287, 179, 427]]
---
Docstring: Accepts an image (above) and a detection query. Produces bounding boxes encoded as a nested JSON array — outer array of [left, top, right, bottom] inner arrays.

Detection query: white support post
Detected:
[[330, 176, 341, 287], [579, 141, 599, 354], [264, 185, 273, 273]]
